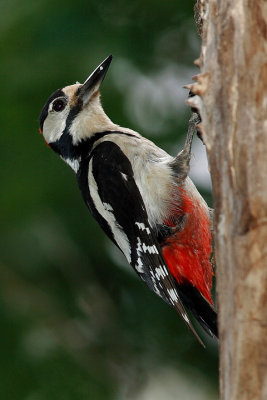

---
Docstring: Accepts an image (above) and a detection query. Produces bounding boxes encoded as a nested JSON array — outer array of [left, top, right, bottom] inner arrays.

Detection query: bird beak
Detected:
[[78, 55, 113, 106]]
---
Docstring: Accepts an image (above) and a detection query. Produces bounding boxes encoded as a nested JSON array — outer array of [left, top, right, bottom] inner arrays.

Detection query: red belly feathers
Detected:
[[161, 188, 214, 305]]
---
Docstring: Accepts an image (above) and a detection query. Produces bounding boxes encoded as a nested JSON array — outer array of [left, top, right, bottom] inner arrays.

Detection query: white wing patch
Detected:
[[135, 221, 168, 296], [182, 313, 190, 323], [136, 237, 144, 273], [103, 202, 113, 211], [121, 172, 128, 181], [155, 266, 167, 280], [135, 237, 159, 272], [135, 222, 151, 234], [150, 273, 161, 295], [142, 242, 159, 254], [135, 220, 159, 273], [167, 288, 180, 305], [88, 160, 131, 263]]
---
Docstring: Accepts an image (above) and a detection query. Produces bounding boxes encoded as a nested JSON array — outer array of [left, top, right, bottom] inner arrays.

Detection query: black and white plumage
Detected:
[[39, 56, 217, 344]]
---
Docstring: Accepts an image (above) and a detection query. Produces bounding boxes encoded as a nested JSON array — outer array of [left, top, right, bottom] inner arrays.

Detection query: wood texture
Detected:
[[190, 1, 267, 399]]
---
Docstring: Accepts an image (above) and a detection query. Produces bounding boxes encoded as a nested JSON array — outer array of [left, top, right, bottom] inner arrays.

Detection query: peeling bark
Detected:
[[190, 1, 267, 399]]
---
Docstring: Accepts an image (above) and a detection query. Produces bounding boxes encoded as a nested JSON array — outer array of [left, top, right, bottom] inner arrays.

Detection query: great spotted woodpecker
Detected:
[[39, 55, 217, 344]]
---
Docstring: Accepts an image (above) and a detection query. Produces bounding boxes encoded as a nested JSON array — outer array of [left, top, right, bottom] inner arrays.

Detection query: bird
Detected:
[[39, 55, 217, 345]]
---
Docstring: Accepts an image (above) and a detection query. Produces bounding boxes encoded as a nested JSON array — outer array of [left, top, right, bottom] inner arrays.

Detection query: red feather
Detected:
[[161, 188, 213, 305]]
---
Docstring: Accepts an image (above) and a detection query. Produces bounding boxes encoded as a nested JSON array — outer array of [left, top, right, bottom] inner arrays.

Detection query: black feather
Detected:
[[177, 282, 218, 338], [77, 140, 205, 344]]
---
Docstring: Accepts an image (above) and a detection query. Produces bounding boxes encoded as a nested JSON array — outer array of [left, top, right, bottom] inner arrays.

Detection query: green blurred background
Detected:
[[1, 1, 218, 399]]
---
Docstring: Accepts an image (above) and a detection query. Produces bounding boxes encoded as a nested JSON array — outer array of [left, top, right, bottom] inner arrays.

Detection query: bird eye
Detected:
[[52, 99, 66, 112]]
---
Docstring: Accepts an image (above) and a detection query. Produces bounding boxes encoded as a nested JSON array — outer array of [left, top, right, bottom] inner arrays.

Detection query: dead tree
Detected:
[[189, 1, 267, 399]]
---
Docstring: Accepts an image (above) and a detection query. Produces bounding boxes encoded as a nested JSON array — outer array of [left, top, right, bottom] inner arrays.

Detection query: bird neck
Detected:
[[52, 129, 132, 173]]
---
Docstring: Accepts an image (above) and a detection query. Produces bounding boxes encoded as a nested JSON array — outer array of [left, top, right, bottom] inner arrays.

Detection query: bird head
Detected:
[[39, 55, 114, 160]]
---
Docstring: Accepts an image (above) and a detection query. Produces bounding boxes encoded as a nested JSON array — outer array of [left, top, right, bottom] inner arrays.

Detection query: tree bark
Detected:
[[190, 1, 267, 399]]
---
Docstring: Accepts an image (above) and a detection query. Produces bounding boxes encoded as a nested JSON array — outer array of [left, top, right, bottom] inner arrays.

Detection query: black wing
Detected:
[[78, 140, 204, 344]]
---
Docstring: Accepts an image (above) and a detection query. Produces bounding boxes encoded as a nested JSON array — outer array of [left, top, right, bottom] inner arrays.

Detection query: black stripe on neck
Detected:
[[50, 101, 83, 159], [50, 130, 139, 162]]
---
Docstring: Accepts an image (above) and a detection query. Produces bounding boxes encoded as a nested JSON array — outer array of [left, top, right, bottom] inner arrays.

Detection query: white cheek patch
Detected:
[[43, 106, 70, 144]]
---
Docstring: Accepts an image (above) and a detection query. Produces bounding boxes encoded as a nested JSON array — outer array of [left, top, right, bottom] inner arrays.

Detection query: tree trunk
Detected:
[[190, 1, 267, 399]]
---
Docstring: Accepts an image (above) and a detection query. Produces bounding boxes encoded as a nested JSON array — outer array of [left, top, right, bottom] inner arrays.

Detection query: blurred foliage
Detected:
[[1, 0, 218, 399]]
